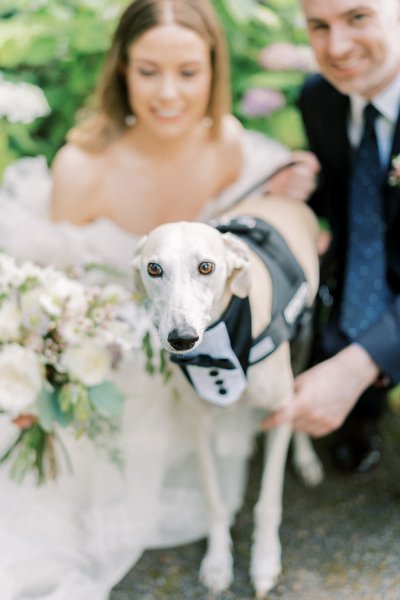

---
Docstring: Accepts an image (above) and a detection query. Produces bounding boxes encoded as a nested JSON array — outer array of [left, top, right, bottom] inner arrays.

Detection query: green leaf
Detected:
[[239, 71, 306, 92], [74, 393, 90, 421], [89, 381, 124, 419], [37, 386, 73, 431], [26, 36, 59, 66], [254, 6, 281, 28], [0, 131, 18, 182], [266, 106, 307, 149], [222, 0, 258, 23]]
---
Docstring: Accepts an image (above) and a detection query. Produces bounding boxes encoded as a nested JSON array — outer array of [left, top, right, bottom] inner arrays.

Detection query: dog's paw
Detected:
[[199, 550, 233, 595], [294, 455, 324, 487], [250, 539, 281, 599]]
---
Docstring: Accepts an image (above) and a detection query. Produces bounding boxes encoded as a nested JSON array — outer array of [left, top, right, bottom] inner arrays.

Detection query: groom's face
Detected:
[[301, 0, 400, 98]]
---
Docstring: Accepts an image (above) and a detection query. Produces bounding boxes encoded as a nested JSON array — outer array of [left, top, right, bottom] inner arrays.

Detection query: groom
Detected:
[[263, 0, 400, 472]]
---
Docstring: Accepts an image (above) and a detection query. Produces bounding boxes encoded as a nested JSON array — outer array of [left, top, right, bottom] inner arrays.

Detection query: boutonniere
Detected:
[[388, 154, 400, 187]]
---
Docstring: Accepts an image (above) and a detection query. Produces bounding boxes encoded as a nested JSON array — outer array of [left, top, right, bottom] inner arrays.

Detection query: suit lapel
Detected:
[[388, 103, 400, 164]]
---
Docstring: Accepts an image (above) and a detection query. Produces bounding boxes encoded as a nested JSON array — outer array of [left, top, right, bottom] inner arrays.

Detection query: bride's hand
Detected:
[[265, 150, 320, 202]]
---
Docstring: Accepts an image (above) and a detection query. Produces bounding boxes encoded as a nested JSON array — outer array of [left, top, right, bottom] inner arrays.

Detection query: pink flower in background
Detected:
[[241, 87, 286, 118], [259, 42, 317, 72]]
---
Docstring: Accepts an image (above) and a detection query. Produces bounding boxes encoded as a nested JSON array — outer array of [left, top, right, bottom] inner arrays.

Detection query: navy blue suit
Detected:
[[299, 74, 400, 385]]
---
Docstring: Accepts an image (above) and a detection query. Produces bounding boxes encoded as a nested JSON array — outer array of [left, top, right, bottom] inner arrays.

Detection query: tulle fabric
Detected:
[[0, 131, 289, 599]]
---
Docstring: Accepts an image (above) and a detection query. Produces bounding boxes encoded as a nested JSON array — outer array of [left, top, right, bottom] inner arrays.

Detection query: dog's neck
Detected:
[[210, 252, 272, 337]]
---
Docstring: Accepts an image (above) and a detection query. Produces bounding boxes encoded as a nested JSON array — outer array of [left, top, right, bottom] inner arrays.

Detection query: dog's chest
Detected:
[[245, 342, 294, 412]]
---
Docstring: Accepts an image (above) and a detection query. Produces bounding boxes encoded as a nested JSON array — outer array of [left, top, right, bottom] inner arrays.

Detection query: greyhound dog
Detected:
[[131, 196, 323, 598]]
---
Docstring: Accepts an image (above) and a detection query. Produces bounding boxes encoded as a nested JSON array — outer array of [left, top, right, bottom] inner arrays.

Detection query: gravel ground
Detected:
[[111, 411, 400, 600]]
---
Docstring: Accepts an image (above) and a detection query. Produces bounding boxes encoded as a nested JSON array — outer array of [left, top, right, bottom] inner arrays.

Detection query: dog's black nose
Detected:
[[168, 328, 199, 351]]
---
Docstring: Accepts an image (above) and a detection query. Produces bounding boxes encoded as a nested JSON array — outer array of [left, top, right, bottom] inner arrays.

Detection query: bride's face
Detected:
[[125, 24, 212, 138]]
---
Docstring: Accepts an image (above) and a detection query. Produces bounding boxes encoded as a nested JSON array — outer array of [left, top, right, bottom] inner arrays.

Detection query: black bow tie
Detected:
[[170, 353, 236, 370]]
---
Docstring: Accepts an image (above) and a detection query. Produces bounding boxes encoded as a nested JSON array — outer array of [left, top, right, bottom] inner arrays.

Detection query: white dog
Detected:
[[131, 196, 323, 598]]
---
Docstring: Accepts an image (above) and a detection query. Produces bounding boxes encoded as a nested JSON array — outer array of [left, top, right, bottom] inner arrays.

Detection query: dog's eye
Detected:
[[147, 262, 163, 277], [198, 261, 215, 275]]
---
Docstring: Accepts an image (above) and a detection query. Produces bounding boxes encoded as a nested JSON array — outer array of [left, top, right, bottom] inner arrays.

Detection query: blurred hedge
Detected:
[[0, 0, 315, 179]]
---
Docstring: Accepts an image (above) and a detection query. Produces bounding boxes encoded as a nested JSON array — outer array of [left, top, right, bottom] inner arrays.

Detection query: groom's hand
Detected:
[[261, 345, 380, 437], [265, 150, 320, 202]]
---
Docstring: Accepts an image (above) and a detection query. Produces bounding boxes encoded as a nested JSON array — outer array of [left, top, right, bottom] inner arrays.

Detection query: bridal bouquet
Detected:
[[0, 254, 135, 484]]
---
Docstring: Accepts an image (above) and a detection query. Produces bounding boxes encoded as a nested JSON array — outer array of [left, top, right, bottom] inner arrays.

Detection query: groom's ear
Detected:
[[130, 236, 148, 300]]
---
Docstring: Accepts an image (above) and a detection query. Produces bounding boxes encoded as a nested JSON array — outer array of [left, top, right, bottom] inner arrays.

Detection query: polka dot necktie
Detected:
[[340, 103, 393, 339]]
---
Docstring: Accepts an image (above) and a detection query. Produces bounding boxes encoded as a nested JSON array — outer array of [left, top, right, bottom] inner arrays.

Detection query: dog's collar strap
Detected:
[[214, 216, 310, 364]]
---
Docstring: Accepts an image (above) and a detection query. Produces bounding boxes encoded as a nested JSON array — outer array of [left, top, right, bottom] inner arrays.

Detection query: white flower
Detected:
[[0, 255, 43, 294], [0, 254, 21, 293], [118, 302, 152, 350], [0, 344, 43, 415], [61, 342, 112, 386], [0, 300, 22, 342], [20, 288, 52, 336], [388, 153, 400, 187], [40, 274, 88, 318], [0, 77, 51, 124]]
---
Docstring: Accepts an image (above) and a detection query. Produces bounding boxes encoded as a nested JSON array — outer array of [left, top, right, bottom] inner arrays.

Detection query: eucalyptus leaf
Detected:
[[89, 381, 124, 419], [37, 386, 73, 432], [74, 391, 91, 422]]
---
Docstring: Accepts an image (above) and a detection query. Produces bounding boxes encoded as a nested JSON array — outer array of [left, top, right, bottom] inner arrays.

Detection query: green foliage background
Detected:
[[0, 0, 310, 179]]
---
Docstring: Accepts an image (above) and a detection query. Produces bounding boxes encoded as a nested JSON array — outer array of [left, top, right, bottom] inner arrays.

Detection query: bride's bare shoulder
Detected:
[[52, 143, 101, 182], [216, 114, 244, 187]]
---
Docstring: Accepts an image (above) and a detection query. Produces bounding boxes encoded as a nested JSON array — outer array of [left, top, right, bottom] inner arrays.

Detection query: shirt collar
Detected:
[[350, 73, 400, 125]]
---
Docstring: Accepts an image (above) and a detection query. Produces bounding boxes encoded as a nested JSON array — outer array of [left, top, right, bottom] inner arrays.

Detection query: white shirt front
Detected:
[[349, 73, 400, 168]]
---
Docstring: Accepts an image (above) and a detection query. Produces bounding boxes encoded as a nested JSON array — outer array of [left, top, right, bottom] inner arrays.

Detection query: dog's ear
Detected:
[[130, 236, 148, 300], [222, 232, 251, 298]]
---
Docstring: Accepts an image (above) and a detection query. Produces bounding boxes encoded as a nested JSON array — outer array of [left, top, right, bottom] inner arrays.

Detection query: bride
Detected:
[[0, 1, 319, 598]]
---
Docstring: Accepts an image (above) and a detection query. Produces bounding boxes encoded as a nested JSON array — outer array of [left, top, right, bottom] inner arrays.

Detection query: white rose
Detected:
[[20, 288, 51, 336], [61, 342, 112, 386], [0, 300, 22, 341], [0, 344, 43, 415], [41, 276, 88, 318]]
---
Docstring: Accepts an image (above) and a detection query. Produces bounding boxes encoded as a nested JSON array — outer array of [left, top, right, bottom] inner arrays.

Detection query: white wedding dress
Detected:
[[0, 131, 289, 600]]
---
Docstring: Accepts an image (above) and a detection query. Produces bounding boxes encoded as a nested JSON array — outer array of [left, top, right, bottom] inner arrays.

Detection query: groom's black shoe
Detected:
[[330, 416, 383, 474]]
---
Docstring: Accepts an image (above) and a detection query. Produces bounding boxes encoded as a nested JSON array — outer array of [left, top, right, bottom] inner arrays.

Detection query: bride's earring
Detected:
[[125, 114, 137, 127]]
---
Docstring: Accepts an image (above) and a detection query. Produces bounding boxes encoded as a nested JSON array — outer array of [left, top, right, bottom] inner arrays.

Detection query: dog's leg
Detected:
[[292, 431, 324, 487], [251, 422, 292, 599], [195, 416, 233, 595]]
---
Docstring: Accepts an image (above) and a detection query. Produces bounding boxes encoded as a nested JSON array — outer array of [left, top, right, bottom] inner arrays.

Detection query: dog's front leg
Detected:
[[251, 422, 292, 599], [292, 431, 324, 487], [194, 416, 233, 595]]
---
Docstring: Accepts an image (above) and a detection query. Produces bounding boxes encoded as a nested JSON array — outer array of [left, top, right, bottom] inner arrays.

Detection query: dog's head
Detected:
[[131, 221, 251, 354]]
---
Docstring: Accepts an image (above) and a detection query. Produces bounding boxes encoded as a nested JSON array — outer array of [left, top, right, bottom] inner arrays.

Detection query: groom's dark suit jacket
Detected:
[[299, 74, 400, 383]]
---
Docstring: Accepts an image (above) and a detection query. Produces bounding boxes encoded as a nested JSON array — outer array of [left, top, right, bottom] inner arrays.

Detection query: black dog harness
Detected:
[[171, 216, 311, 407]]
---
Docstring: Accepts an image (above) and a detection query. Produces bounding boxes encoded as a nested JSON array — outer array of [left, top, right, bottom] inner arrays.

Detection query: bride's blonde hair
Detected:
[[68, 0, 230, 151]]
